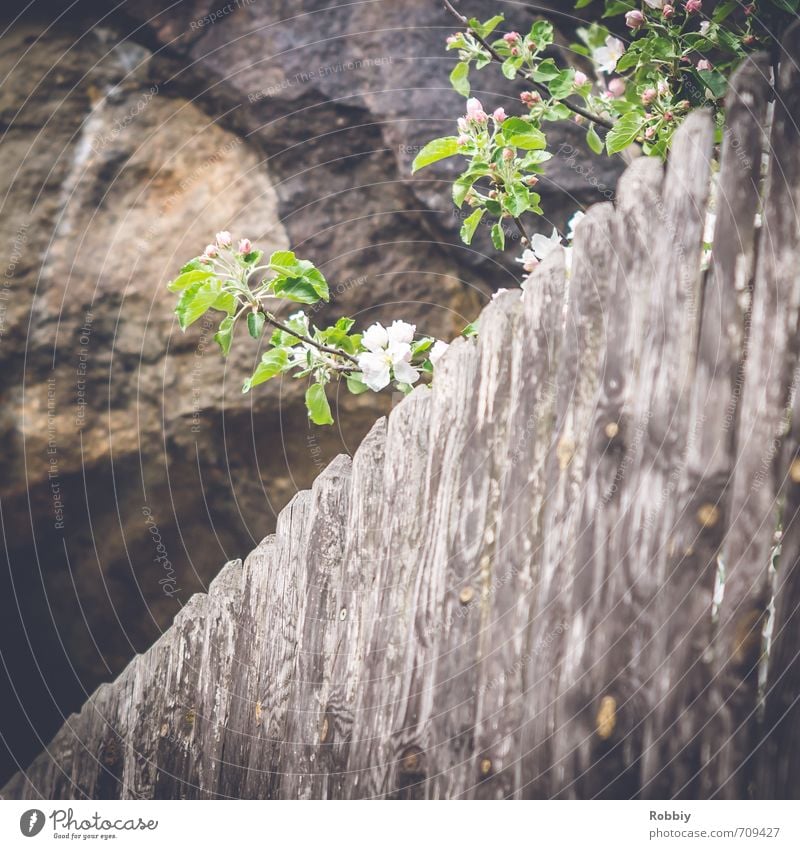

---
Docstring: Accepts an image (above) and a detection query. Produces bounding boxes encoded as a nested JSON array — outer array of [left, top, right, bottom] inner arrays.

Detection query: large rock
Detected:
[[0, 0, 624, 783]]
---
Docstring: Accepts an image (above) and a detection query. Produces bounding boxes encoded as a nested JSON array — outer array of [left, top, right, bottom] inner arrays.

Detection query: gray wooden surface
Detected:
[[5, 51, 800, 799]]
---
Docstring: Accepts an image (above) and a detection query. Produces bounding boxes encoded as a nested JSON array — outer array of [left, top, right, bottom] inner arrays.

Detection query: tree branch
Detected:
[[442, 0, 614, 130], [258, 307, 360, 366]]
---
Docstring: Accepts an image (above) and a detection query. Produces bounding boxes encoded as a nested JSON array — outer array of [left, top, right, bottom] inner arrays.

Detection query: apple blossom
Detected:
[[592, 36, 625, 74], [515, 249, 539, 273], [216, 231, 232, 247], [503, 31, 521, 44], [662, 4, 675, 17], [529, 227, 563, 260], [685, 0, 701, 12], [466, 97, 488, 123], [625, 9, 645, 29], [574, 70, 588, 86], [642, 87, 657, 105], [238, 238, 252, 253], [357, 321, 420, 391], [493, 107, 508, 123], [696, 59, 712, 71], [608, 77, 626, 98]]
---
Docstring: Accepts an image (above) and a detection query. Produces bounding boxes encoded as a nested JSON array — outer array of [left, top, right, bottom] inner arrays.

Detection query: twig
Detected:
[[442, 0, 614, 130], [258, 307, 360, 366]]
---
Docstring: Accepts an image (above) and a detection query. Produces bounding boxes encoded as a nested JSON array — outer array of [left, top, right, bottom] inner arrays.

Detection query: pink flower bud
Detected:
[[662, 3, 675, 17], [574, 70, 588, 87], [502, 147, 514, 161], [525, 175, 539, 186], [446, 34, 458, 46], [645, 126, 656, 140], [657, 80, 669, 96], [493, 107, 507, 123], [457, 133, 470, 146], [457, 116, 469, 133], [608, 77, 626, 98], [696, 58, 712, 71], [215, 230, 232, 247], [466, 97, 488, 123], [641, 87, 657, 105], [664, 110, 674, 121], [503, 32, 521, 44], [204, 244, 218, 258], [744, 3, 754, 14], [520, 90, 541, 106], [238, 238, 252, 253], [625, 9, 645, 29], [684, 0, 701, 12], [510, 46, 520, 56]]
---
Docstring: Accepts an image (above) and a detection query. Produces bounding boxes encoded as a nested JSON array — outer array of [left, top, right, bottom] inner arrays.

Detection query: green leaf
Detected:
[[305, 383, 334, 425], [247, 310, 265, 339], [167, 268, 213, 293], [179, 259, 204, 274], [346, 373, 370, 395], [214, 315, 235, 356], [501, 55, 523, 80], [696, 69, 728, 100], [574, 0, 592, 7], [586, 124, 603, 155], [461, 320, 479, 338], [469, 14, 504, 39], [411, 137, 461, 173], [602, 0, 634, 16], [529, 20, 554, 47], [605, 112, 644, 155], [450, 61, 470, 96], [460, 208, 485, 245], [268, 250, 301, 276], [176, 280, 222, 330], [506, 125, 546, 150], [491, 222, 505, 251], [213, 291, 236, 315], [242, 249, 263, 265], [270, 275, 324, 304], [531, 58, 560, 82], [242, 348, 289, 393]]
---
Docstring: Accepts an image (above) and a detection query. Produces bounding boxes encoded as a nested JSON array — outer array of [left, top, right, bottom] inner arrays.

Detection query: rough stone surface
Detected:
[[0, 0, 624, 784]]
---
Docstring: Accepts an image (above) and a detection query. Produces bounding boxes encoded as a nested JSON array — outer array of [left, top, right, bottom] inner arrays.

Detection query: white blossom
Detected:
[[357, 322, 420, 391], [529, 227, 563, 260], [515, 249, 539, 273], [592, 36, 625, 75]]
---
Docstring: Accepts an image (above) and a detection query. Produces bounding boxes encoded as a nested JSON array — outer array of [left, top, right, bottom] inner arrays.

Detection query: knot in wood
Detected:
[[696, 503, 720, 528], [459, 586, 475, 605], [604, 421, 619, 439], [399, 747, 423, 774], [479, 757, 493, 777], [790, 458, 800, 483], [596, 695, 617, 740]]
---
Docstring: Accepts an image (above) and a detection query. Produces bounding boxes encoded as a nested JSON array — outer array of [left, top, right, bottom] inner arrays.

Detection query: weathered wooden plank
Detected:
[[553, 157, 664, 800], [619, 111, 714, 798], [425, 292, 522, 799], [323, 418, 387, 798], [216, 536, 276, 798], [279, 455, 353, 799], [341, 385, 435, 799], [710, 27, 800, 799], [472, 250, 567, 800]]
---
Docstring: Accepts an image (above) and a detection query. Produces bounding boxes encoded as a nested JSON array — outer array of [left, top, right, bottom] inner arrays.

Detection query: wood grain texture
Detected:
[[5, 77, 800, 798]]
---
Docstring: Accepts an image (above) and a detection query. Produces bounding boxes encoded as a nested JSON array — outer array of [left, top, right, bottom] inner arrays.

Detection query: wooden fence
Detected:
[[4, 46, 800, 800]]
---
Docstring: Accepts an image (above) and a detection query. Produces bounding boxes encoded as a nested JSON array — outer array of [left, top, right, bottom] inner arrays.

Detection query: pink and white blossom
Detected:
[[696, 58, 712, 71], [685, 0, 702, 12], [592, 36, 625, 74], [515, 248, 539, 274], [204, 243, 218, 258], [493, 107, 507, 123], [608, 77, 626, 98], [642, 87, 657, 105], [503, 32, 521, 44], [625, 9, 645, 29], [466, 97, 488, 123], [238, 238, 252, 254], [574, 70, 588, 86], [215, 230, 232, 247]]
